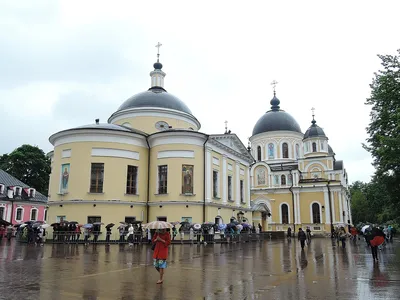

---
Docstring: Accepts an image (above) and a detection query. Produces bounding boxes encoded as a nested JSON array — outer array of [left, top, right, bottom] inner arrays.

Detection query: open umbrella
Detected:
[[120, 221, 128, 225], [69, 221, 79, 225], [218, 223, 227, 231], [42, 224, 51, 229], [0, 218, 11, 226], [51, 223, 60, 226], [93, 222, 104, 225], [83, 224, 93, 229], [143, 221, 173, 230], [106, 223, 115, 228], [193, 223, 201, 230], [361, 225, 371, 233], [170, 221, 180, 226], [369, 227, 386, 247]]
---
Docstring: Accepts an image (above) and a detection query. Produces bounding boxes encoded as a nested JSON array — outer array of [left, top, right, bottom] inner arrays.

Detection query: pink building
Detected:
[[0, 169, 48, 225]]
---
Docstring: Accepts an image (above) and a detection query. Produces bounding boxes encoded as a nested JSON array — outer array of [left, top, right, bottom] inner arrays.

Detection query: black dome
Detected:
[[117, 87, 193, 115], [252, 94, 302, 136], [304, 120, 326, 139]]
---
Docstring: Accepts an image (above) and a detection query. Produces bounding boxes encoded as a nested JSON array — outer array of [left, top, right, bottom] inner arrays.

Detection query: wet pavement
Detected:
[[0, 238, 399, 300]]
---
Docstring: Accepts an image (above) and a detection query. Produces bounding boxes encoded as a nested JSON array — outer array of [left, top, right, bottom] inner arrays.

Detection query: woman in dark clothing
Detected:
[[298, 228, 307, 250], [106, 227, 112, 245]]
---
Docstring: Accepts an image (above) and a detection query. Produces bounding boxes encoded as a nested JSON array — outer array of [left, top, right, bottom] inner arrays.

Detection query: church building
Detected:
[[47, 49, 351, 236]]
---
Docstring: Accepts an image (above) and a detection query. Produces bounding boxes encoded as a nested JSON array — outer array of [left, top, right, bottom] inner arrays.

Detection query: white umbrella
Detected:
[[193, 223, 201, 230], [142, 221, 173, 230], [42, 224, 51, 229], [361, 225, 371, 233]]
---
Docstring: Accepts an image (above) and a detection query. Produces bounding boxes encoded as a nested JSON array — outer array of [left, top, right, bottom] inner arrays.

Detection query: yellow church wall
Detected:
[[149, 144, 204, 202], [49, 141, 148, 203], [148, 205, 203, 224], [333, 192, 341, 222], [114, 116, 196, 135], [298, 191, 325, 224], [269, 193, 292, 224], [47, 203, 146, 238]]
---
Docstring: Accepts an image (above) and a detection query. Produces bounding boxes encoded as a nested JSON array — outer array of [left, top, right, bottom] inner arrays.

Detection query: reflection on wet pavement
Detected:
[[0, 238, 399, 299]]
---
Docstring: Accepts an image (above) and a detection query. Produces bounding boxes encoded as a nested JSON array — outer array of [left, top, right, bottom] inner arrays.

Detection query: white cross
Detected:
[[271, 80, 278, 93], [155, 42, 162, 56]]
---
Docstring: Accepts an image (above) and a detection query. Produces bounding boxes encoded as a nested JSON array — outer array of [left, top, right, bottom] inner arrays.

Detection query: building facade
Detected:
[[47, 56, 352, 236], [0, 169, 48, 224], [249, 93, 351, 234], [47, 58, 254, 232]]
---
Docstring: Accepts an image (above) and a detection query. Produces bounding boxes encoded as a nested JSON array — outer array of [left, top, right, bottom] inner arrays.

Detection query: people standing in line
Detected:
[[152, 228, 171, 284], [84, 227, 91, 245], [127, 224, 134, 247], [106, 226, 112, 245], [119, 226, 125, 243], [298, 228, 307, 250], [172, 226, 177, 241], [179, 226, 184, 244], [258, 223, 262, 233], [37, 226, 44, 246], [287, 227, 292, 240], [75, 226, 81, 243], [189, 227, 194, 244]]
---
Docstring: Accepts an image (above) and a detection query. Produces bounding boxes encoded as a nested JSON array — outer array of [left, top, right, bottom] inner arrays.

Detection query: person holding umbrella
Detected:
[[152, 227, 171, 284], [369, 226, 386, 262]]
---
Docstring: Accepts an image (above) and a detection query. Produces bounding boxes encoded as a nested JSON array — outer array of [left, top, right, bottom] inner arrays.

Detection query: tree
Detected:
[[0, 145, 51, 195], [363, 49, 400, 217]]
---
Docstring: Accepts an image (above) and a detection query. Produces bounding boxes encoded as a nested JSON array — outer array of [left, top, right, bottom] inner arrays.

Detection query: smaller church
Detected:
[[47, 45, 351, 237]]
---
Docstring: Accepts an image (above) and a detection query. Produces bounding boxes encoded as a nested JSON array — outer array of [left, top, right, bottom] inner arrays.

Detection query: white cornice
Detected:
[[48, 200, 147, 205], [207, 139, 253, 165], [250, 131, 304, 143], [108, 107, 201, 130], [148, 131, 208, 147], [49, 129, 148, 148]]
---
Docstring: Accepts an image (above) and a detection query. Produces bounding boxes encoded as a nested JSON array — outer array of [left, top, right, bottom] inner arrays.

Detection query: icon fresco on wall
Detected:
[[182, 165, 194, 194], [181, 217, 192, 223], [257, 168, 266, 185], [268, 143, 274, 159], [60, 163, 70, 193]]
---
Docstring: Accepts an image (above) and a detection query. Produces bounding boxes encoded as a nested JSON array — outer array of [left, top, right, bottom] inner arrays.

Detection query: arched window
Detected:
[[30, 208, 38, 221], [281, 175, 286, 185], [268, 143, 275, 159], [16, 208, 23, 221], [281, 204, 289, 224], [312, 203, 321, 223], [257, 146, 262, 161], [282, 143, 289, 158], [312, 142, 317, 152]]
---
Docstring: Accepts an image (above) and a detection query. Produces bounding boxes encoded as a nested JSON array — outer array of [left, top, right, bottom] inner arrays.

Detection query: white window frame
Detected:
[[15, 207, 24, 222], [30, 207, 38, 221], [279, 202, 291, 224]]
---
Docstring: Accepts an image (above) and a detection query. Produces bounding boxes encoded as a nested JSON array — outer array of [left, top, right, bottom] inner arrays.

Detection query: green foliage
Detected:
[[0, 144, 51, 195], [360, 49, 400, 224]]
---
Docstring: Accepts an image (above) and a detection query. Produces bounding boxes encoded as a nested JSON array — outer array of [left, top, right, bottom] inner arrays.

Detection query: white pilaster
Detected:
[[295, 192, 301, 224], [338, 191, 343, 223], [222, 155, 227, 204], [323, 188, 331, 224], [205, 147, 212, 202], [6, 203, 12, 222], [269, 174, 272, 188], [331, 191, 336, 223], [235, 161, 240, 207], [246, 167, 251, 208]]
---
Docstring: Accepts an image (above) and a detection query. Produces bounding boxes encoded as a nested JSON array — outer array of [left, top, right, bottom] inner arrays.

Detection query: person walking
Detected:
[[306, 226, 312, 244], [339, 227, 347, 248], [287, 227, 292, 240], [298, 228, 307, 250], [127, 224, 134, 247], [152, 229, 171, 284]]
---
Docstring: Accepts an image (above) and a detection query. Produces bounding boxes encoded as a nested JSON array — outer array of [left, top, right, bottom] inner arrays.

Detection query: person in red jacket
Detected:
[[152, 229, 171, 284]]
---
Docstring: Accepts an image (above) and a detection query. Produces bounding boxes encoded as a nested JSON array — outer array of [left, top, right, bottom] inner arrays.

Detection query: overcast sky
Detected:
[[1, 1, 398, 183]]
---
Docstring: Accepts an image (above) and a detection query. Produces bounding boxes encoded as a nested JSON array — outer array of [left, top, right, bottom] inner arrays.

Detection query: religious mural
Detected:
[[268, 143, 274, 159], [181, 217, 192, 223], [182, 165, 194, 194], [256, 167, 266, 185], [60, 163, 70, 193]]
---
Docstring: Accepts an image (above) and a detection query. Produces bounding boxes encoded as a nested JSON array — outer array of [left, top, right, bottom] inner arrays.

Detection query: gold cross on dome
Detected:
[[155, 42, 162, 57], [271, 80, 278, 94]]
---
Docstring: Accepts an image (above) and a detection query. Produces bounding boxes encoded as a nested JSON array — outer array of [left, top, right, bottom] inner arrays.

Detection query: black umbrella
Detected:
[[24, 221, 34, 225], [106, 223, 115, 228], [51, 223, 60, 226], [0, 218, 11, 226], [69, 221, 79, 224]]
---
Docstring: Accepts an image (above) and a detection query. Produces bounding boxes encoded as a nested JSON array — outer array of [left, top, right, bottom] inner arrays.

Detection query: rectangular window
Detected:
[[124, 216, 136, 224], [213, 170, 219, 198], [90, 163, 104, 193], [126, 165, 138, 195], [240, 180, 244, 203], [29, 189, 34, 198], [158, 165, 168, 194], [30, 209, 37, 221], [182, 165, 194, 194], [157, 216, 167, 221], [44, 210, 47, 221], [56, 216, 66, 223], [0, 207, 4, 219], [228, 176, 232, 201], [16, 208, 23, 221]]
